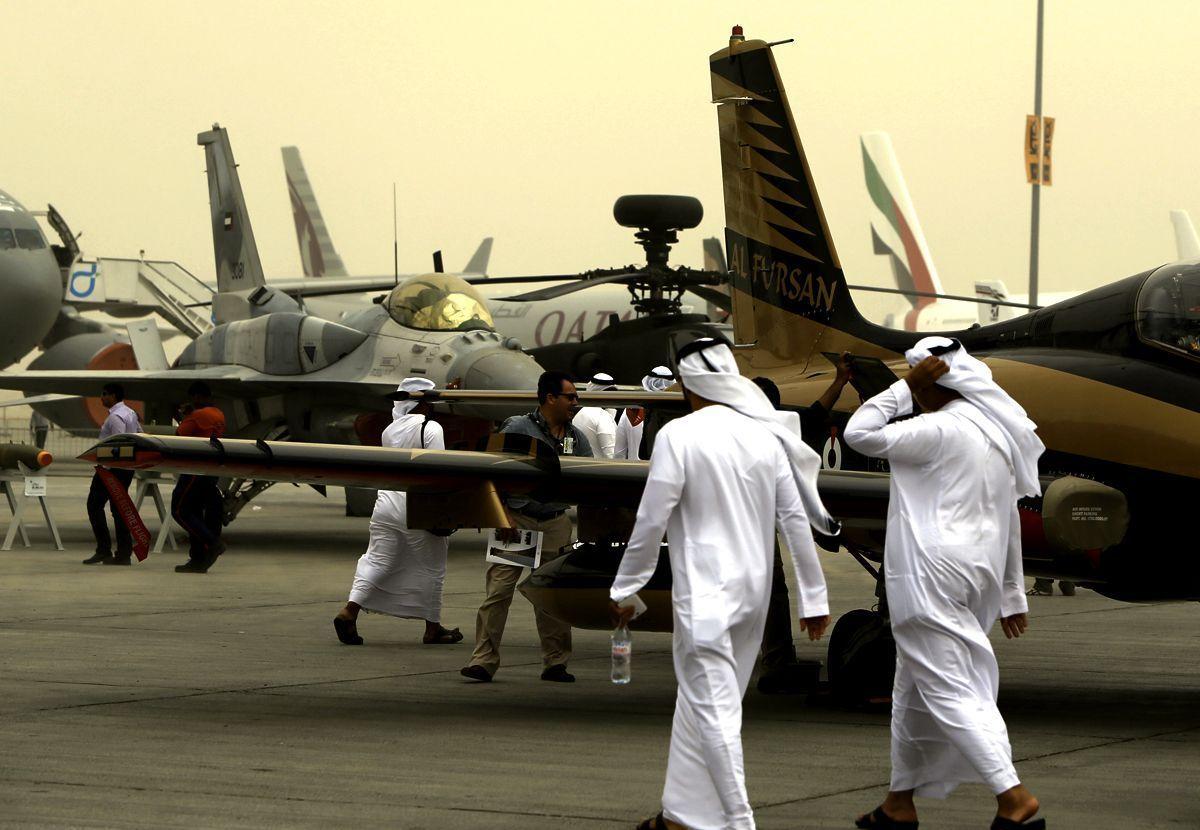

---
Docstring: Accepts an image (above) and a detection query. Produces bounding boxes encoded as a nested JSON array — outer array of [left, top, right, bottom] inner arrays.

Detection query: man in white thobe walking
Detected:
[[610, 338, 836, 830], [333, 377, 462, 646], [844, 336, 1045, 830]]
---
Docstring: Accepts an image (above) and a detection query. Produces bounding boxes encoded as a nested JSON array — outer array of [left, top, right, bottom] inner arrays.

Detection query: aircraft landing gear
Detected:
[[827, 548, 896, 706]]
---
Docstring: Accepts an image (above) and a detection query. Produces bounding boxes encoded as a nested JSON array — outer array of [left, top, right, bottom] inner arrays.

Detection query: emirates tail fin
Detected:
[[860, 132, 942, 306]]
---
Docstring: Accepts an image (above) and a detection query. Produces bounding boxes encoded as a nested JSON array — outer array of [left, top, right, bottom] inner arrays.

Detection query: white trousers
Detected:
[[348, 515, 449, 623], [661, 609, 765, 830]]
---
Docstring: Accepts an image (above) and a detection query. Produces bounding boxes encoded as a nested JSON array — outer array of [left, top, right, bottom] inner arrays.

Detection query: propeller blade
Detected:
[[495, 272, 639, 302], [462, 274, 585, 286]]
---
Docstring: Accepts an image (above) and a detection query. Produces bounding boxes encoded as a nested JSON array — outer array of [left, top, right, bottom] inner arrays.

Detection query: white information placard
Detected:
[[485, 529, 544, 569], [23, 476, 47, 497]]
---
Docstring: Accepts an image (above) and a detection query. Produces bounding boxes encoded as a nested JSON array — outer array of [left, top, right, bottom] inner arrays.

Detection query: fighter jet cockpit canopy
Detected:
[[1138, 262, 1200, 358], [385, 274, 495, 333]]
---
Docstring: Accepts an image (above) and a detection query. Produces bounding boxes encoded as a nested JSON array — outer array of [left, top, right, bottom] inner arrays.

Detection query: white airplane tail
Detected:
[[1171, 209, 1200, 260], [861, 132, 943, 308], [462, 237, 494, 275], [281, 146, 348, 278]]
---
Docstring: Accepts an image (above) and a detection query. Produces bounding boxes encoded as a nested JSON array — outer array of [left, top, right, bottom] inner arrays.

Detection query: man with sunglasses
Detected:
[[462, 370, 593, 684]]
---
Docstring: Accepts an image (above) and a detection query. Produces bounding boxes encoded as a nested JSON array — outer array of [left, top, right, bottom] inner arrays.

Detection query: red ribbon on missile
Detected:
[[94, 466, 151, 562]]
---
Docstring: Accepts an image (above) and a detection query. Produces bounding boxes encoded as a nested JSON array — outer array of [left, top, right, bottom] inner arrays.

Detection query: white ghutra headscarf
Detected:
[[642, 366, 675, 393], [906, 336, 1045, 497], [392, 377, 436, 419], [675, 339, 839, 536]]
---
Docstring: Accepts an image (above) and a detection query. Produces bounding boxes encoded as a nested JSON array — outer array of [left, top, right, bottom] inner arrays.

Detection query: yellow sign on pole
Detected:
[[1025, 115, 1055, 186], [1025, 115, 1041, 184], [1041, 116, 1054, 186]]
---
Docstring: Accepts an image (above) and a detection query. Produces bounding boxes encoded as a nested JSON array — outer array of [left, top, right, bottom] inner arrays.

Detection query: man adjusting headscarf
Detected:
[[843, 337, 1046, 829], [574, 372, 619, 458], [610, 337, 832, 830]]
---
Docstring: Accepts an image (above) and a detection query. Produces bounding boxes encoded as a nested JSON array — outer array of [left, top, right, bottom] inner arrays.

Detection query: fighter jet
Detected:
[[2, 124, 544, 516], [81, 30, 1200, 703]]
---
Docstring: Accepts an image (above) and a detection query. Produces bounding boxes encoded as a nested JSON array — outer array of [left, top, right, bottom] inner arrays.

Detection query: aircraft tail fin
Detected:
[[462, 237, 494, 275], [281, 146, 348, 277], [1171, 209, 1200, 260], [198, 124, 267, 294], [710, 32, 911, 366], [861, 132, 942, 307], [702, 236, 727, 272], [974, 279, 1017, 325]]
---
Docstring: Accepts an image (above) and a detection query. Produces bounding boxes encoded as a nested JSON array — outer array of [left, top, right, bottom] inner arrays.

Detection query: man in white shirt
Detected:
[[611, 338, 835, 830], [844, 336, 1045, 830], [334, 377, 462, 646], [83, 383, 142, 566], [615, 366, 674, 460], [572, 372, 618, 459]]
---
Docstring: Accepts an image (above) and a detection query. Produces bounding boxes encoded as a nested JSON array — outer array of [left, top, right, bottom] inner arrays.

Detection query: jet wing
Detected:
[[0, 368, 396, 403], [80, 433, 892, 529]]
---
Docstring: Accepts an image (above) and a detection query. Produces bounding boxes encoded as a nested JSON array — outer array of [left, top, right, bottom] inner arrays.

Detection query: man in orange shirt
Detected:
[[172, 382, 227, 574]]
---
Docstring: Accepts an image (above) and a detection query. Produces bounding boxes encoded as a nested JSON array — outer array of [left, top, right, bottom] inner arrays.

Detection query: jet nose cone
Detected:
[[0, 252, 63, 367], [461, 349, 544, 391]]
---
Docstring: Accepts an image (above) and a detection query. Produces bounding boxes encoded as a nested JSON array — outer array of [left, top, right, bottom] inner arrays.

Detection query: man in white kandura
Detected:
[[572, 372, 618, 459], [333, 377, 462, 647], [844, 336, 1045, 830], [610, 338, 836, 830], [615, 365, 674, 460]]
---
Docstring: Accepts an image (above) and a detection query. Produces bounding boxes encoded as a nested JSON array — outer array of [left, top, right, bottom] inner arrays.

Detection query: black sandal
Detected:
[[856, 806, 919, 829], [991, 818, 1045, 830], [423, 626, 464, 645], [333, 616, 363, 645], [635, 813, 665, 830]]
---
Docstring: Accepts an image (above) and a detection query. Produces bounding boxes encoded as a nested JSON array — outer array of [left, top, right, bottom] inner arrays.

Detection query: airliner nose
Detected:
[[0, 251, 62, 367]]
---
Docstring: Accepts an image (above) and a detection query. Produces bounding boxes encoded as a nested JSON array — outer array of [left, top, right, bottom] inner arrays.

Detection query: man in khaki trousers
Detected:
[[461, 371, 593, 683]]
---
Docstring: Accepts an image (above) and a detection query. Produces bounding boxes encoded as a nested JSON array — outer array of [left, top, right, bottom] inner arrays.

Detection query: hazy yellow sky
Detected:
[[3, 1, 1198, 304]]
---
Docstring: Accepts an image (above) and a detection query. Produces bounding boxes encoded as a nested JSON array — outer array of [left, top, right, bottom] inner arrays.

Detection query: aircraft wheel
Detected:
[[344, 487, 377, 517], [827, 608, 896, 705]]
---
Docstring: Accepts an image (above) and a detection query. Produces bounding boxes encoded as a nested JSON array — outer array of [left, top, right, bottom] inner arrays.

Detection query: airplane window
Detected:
[[0, 228, 14, 250], [14, 228, 46, 250], [1137, 265, 1200, 357], [385, 274, 496, 332]]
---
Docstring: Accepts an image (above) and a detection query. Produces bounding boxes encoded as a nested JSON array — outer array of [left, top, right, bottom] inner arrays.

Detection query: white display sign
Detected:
[[23, 476, 47, 497], [485, 529, 544, 569]]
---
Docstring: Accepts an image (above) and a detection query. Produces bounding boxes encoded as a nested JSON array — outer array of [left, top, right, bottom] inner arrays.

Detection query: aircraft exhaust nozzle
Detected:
[[0, 443, 53, 471]]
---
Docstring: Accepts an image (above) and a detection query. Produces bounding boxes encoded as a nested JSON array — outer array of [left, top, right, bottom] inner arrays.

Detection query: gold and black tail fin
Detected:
[[710, 30, 910, 367]]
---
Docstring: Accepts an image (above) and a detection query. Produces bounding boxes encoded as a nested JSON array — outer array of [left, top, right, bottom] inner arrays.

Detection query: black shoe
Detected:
[[1059, 581, 1076, 596], [856, 806, 918, 829], [82, 552, 112, 565], [333, 616, 363, 646], [174, 559, 209, 574], [540, 665, 575, 683], [102, 555, 132, 566], [460, 665, 492, 683]]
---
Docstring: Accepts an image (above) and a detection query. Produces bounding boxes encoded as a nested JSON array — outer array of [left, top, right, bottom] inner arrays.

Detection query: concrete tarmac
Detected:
[[0, 475, 1197, 828]]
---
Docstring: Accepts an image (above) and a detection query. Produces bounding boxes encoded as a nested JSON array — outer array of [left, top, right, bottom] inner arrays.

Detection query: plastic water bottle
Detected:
[[611, 623, 632, 684]]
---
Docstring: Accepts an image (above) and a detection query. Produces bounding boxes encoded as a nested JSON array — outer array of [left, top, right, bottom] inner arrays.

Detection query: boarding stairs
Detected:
[[64, 256, 213, 338]]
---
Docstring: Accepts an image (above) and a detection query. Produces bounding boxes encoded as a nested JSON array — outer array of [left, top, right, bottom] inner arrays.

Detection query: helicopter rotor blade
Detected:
[[495, 271, 640, 302]]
